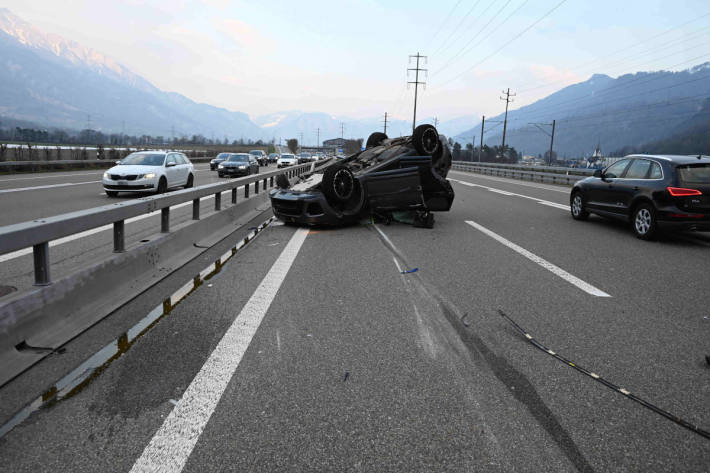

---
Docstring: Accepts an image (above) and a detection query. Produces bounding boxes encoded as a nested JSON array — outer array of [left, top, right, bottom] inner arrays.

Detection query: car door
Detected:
[[361, 166, 424, 211], [589, 159, 631, 214], [615, 158, 653, 216], [178, 154, 191, 183], [165, 153, 180, 187]]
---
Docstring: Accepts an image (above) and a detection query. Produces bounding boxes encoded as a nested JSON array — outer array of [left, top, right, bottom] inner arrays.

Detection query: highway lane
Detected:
[[0, 171, 708, 472]]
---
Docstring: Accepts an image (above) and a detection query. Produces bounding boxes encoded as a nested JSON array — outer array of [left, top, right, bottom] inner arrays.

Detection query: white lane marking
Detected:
[[450, 178, 569, 212], [392, 256, 403, 273], [0, 172, 103, 183], [0, 181, 101, 194], [450, 170, 570, 194], [0, 187, 247, 263], [130, 227, 309, 473], [465, 220, 611, 297]]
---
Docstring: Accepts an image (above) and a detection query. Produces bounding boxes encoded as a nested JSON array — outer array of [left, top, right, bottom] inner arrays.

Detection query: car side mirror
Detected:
[[166, 162, 176, 167], [593, 169, 602, 178]]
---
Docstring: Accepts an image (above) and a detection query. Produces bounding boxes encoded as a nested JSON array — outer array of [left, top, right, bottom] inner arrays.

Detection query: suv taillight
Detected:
[[667, 187, 702, 196]]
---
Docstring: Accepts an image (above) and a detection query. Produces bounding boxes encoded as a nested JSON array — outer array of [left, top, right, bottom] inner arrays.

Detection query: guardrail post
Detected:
[[33, 242, 51, 286], [161, 207, 170, 233], [255, 180, 259, 194], [263, 177, 267, 190], [113, 220, 125, 253], [245, 183, 249, 198], [231, 188, 237, 204], [193, 198, 200, 220], [270, 176, 274, 187], [215, 192, 221, 211]]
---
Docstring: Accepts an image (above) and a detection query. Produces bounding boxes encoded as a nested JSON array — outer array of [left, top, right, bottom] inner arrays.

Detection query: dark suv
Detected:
[[570, 154, 710, 239]]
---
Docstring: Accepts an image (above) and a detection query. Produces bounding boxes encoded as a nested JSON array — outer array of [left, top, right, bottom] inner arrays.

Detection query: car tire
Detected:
[[185, 174, 194, 188], [322, 164, 355, 202], [366, 132, 388, 148], [570, 191, 589, 220], [157, 177, 167, 194], [276, 174, 290, 189], [632, 203, 658, 240], [218, 172, 224, 178], [412, 124, 440, 156], [105, 190, 118, 197]]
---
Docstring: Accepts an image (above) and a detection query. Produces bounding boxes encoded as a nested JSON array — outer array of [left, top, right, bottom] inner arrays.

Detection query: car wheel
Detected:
[[322, 165, 355, 202], [185, 173, 194, 188], [157, 177, 167, 194], [632, 203, 657, 240], [570, 191, 589, 220], [218, 172, 224, 178], [412, 124, 440, 156], [366, 132, 388, 148], [276, 174, 290, 189], [106, 190, 118, 197]]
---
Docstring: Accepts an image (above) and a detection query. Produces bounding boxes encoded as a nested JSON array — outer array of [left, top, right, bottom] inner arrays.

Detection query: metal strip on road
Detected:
[[129, 227, 310, 473], [465, 220, 611, 297]]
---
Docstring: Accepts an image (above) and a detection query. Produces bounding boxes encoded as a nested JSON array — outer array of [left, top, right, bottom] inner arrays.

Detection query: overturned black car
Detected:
[[269, 124, 454, 228]]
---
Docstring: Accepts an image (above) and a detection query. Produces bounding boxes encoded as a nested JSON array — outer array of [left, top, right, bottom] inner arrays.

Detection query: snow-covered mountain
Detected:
[[0, 8, 262, 139]]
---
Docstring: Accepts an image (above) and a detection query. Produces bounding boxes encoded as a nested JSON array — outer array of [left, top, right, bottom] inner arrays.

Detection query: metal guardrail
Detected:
[[451, 161, 592, 186], [0, 161, 321, 286], [0, 157, 213, 170]]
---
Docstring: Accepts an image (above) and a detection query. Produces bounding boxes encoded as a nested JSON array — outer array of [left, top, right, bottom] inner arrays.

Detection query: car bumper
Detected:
[[102, 178, 157, 192], [218, 168, 249, 176], [269, 189, 357, 226], [277, 163, 294, 168]]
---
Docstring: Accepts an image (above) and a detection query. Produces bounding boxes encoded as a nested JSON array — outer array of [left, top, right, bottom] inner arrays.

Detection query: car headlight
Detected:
[[239, 165, 246, 169], [142, 173, 156, 179], [218, 164, 224, 169], [103, 172, 110, 179]]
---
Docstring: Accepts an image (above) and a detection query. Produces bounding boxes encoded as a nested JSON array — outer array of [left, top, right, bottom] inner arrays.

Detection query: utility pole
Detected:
[[479, 116, 485, 162], [528, 119, 556, 165], [299, 132, 304, 150], [316, 128, 320, 150], [407, 52, 427, 133], [500, 88, 515, 156], [382, 112, 388, 134], [471, 135, 476, 162], [340, 122, 345, 140], [433, 117, 439, 128]]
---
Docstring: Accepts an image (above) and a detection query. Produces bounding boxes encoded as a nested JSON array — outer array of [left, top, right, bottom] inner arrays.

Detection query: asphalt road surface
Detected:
[[1, 170, 708, 472]]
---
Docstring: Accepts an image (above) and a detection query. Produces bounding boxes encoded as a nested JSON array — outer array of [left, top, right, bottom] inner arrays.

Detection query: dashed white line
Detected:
[[465, 220, 611, 297], [0, 181, 101, 194], [129, 227, 309, 473]]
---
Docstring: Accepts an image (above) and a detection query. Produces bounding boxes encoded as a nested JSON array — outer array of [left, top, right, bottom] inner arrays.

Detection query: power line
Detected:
[[408, 52, 428, 133], [424, 0, 464, 50], [434, 0, 522, 78], [439, 0, 568, 87], [431, 0, 485, 57]]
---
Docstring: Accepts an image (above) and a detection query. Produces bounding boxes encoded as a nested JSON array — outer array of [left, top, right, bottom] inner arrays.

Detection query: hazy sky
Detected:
[[6, 0, 710, 122]]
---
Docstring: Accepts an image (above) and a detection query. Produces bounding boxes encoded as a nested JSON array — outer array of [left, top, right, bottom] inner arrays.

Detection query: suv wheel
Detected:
[[632, 203, 657, 240], [570, 191, 589, 220]]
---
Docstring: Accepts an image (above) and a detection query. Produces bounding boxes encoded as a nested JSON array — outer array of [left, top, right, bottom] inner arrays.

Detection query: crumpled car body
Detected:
[[269, 125, 455, 227]]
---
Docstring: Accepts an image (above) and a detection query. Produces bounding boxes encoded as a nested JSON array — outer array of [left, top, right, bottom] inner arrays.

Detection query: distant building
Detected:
[[323, 138, 346, 149]]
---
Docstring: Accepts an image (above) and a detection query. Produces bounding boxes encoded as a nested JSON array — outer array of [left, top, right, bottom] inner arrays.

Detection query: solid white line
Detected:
[[0, 181, 100, 193], [465, 220, 611, 297], [130, 227, 309, 473], [0, 172, 104, 183]]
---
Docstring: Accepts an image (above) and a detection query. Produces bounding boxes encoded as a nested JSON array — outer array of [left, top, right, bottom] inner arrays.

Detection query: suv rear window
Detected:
[[677, 164, 710, 184]]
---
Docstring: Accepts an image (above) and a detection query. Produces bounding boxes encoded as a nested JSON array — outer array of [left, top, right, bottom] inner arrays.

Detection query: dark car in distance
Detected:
[[210, 153, 230, 170], [217, 153, 260, 178], [570, 154, 710, 239]]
